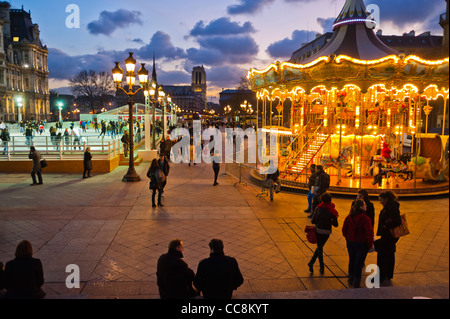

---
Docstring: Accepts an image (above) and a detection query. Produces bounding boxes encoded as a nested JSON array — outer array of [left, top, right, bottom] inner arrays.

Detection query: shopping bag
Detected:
[[389, 214, 410, 238], [304, 225, 317, 244]]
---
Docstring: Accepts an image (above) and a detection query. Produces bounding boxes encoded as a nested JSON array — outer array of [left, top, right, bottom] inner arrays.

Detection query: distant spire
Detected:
[[152, 52, 157, 83]]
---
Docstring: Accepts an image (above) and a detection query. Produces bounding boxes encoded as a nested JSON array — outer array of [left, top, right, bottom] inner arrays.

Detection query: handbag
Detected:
[[389, 214, 410, 238], [40, 159, 47, 168], [304, 225, 317, 244]]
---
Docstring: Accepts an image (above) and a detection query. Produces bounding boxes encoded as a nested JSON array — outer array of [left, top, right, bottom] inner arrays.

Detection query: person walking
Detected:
[[188, 137, 196, 166], [309, 165, 330, 218], [342, 199, 374, 288], [147, 159, 164, 207], [304, 164, 317, 213], [3, 240, 46, 299], [121, 130, 129, 157], [265, 168, 281, 201], [156, 239, 197, 299], [193, 239, 244, 299], [25, 125, 33, 146], [308, 192, 338, 274], [376, 191, 402, 283], [83, 147, 93, 178], [1, 127, 10, 155], [212, 155, 220, 186], [158, 153, 170, 196], [63, 128, 70, 150], [70, 126, 81, 150], [98, 121, 107, 138], [28, 146, 43, 186]]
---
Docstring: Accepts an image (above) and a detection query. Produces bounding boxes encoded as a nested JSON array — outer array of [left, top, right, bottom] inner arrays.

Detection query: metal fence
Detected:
[[0, 135, 125, 161], [225, 155, 310, 197]]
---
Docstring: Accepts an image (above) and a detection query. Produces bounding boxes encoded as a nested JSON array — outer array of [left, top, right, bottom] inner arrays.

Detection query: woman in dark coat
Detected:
[[376, 191, 402, 282], [83, 147, 93, 178], [4, 240, 45, 299], [308, 192, 339, 274], [147, 158, 163, 207]]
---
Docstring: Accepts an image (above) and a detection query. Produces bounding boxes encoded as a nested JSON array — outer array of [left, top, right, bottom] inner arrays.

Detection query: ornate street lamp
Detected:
[[16, 97, 23, 123], [112, 52, 149, 182]]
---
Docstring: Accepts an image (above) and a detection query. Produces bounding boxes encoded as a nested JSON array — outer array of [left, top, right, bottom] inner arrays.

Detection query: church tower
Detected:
[[192, 65, 207, 107]]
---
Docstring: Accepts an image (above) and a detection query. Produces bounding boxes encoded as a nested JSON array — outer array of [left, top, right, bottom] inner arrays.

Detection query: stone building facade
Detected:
[[0, 2, 49, 122]]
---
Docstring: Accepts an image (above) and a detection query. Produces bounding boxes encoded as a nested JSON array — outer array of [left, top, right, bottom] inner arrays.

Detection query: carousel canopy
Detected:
[[303, 0, 398, 63], [248, 0, 449, 94]]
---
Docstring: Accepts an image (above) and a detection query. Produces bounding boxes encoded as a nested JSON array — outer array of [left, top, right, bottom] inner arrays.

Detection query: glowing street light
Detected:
[[112, 52, 149, 182]]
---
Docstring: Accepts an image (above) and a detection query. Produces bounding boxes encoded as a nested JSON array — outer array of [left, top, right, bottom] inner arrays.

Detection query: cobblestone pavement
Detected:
[[0, 158, 448, 299]]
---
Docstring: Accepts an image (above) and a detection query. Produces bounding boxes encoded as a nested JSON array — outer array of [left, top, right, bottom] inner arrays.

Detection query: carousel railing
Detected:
[[284, 121, 325, 171]]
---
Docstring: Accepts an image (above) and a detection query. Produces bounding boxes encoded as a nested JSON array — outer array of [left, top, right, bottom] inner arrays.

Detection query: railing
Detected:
[[285, 122, 325, 170], [0, 135, 124, 161]]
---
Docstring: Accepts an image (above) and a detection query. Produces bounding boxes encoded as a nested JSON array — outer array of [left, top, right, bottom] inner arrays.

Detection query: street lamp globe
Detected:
[[125, 52, 136, 73], [112, 62, 124, 84], [138, 63, 149, 86]]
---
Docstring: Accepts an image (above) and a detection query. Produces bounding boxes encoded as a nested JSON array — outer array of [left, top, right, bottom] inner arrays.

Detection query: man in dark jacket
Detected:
[[305, 164, 317, 213], [156, 239, 196, 299], [193, 239, 244, 299], [310, 165, 329, 217], [29, 146, 43, 186]]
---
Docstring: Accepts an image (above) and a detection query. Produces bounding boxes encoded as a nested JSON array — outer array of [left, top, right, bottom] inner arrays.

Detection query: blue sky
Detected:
[[10, 0, 446, 99]]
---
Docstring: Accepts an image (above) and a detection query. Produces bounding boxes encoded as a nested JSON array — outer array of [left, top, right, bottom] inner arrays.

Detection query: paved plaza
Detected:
[[0, 152, 448, 300]]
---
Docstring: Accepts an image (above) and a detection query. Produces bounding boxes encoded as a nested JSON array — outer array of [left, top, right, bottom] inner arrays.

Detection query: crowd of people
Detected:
[[1, 118, 410, 298], [303, 162, 403, 288]]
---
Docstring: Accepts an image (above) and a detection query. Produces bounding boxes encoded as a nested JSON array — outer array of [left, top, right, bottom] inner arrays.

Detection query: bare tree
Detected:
[[69, 70, 114, 113], [236, 76, 251, 90]]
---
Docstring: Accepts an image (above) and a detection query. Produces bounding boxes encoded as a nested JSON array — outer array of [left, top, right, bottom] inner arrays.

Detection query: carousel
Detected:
[[248, 0, 449, 196]]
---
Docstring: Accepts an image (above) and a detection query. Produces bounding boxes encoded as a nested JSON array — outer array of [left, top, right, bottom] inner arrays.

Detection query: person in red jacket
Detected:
[[342, 199, 374, 288]]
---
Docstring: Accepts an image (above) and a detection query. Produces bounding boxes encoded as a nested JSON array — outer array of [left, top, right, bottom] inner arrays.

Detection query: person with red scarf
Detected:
[[308, 193, 338, 274], [342, 199, 374, 288]]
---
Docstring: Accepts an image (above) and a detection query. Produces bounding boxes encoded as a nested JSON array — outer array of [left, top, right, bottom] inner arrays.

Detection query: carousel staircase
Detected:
[[288, 133, 329, 174]]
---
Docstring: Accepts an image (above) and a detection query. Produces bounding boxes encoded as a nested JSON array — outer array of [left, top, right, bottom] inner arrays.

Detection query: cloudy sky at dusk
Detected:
[[11, 0, 446, 99]]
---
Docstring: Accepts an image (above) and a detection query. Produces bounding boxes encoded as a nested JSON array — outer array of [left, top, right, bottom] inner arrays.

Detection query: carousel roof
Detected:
[[302, 0, 399, 63]]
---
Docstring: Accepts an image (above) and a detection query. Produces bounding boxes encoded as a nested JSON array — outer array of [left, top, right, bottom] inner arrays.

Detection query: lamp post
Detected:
[[16, 97, 23, 124], [158, 86, 167, 138], [240, 100, 252, 129], [57, 101, 64, 123], [112, 52, 149, 182]]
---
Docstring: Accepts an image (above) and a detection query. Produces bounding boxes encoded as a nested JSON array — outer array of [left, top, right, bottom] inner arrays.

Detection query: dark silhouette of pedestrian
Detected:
[[310, 165, 330, 218], [156, 239, 197, 299], [147, 159, 163, 207], [342, 199, 374, 288], [158, 153, 170, 196], [212, 155, 220, 186], [193, 239, 244, 299], [121, 131, 129, 157], [3, 240, 45, 299], [376, 191, 402, 283], [83, 147, 93, 178], [308, 192, 338, 274], [28, 146, 43, 186], [351, 189, 375, 228], [305, 164, 316, 213]]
